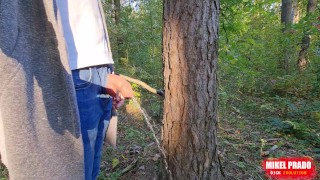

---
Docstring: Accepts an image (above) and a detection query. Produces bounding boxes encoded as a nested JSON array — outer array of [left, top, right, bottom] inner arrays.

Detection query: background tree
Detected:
[[114, 0, 126, 63], [162, 0, 223, 179], [281, 0, 295, 73], [297, 0, 318, 70], [281, 0, 295, 30]]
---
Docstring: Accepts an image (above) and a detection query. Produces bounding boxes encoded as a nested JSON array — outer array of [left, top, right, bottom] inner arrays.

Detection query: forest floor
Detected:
[[98, 102, 162, 180], [0, 94, 319, 179], [217, 92, 320, 180], [99, 94, 320, 180], [218, 110, 320, 180]]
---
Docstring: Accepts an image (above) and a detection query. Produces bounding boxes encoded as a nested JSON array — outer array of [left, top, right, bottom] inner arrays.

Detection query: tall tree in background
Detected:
[[292, 0, 299, 23], [162, 0, 223, 179], [114, 0, 126, 63], [281, 0, 295, 73], [114, 0, 120, 24], [297, 0, 318, 70], [281, 0, 294, 30]]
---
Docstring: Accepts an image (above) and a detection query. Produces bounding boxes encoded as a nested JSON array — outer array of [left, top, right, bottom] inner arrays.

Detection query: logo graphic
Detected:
[[262, 157, 317, 179]]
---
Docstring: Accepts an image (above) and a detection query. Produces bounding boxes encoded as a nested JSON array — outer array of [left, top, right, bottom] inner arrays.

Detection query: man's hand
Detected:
[[106, 74, 134, 109]]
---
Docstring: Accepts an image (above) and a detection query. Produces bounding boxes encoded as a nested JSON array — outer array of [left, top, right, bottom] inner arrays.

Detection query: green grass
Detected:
[[0, 162, 8, 180]]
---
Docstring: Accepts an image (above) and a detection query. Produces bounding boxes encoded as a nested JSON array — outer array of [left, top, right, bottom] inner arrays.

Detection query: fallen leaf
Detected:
[[121, 154, 128, 160], [152, 154, 161, 161], [129, 144, 142, 155], [112, 158, 120, 169]]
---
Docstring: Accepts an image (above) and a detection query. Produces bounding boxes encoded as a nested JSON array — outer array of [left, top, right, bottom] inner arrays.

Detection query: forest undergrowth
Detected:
[[218, 86, 320, 179], [97, 75, 320, 179]]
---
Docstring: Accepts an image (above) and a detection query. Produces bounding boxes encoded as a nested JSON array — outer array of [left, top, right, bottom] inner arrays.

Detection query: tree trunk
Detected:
[[292, 0, 300, 23], [162, 0, 223, 179], [114, 0, 126, 64], [281, 0, 294, 29], [281, 0, 294, 73], [114, 0, 120, 25], [297, 0, 318, 71]]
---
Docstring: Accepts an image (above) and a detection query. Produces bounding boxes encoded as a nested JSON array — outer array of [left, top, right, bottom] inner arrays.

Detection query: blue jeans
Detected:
[[72, 65, 113, 180]]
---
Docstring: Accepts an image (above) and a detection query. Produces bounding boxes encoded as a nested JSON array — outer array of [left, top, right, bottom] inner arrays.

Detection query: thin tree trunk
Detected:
[[297, 0, 318, 71], [162, 0, 223, 179], [114, 0, 125, 63], [281, 0, 294, 73], [114, 0, 120, 25], [292, 0, 304, 23]]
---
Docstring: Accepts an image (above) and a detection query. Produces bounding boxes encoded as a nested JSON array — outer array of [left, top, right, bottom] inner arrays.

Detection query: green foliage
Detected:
[[219, 0, 320, 153], [0, 163, 8, 180], [104, 0, 163, 116], [270, 118, 307, 133], [220, 0, 320, 94], [105, 0, 163, 83], [220, 1, 284, 94]]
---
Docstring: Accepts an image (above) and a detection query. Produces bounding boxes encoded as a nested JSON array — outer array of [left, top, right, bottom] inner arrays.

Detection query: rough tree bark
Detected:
[[281, 0, 294, 29], [281, 0, 295, 73], [162, 0, 223, 179], [297, 0, 318, 71]]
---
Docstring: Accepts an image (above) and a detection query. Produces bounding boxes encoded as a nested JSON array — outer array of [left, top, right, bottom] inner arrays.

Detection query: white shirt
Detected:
[[56, 0, 114, 70]]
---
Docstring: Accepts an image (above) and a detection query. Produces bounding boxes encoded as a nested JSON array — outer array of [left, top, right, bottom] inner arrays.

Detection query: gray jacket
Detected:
[[0, 1, 84, 179]]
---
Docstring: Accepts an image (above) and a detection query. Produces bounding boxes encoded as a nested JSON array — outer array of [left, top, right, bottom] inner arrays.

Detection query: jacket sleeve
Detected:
[[0, 1, 84, 179]]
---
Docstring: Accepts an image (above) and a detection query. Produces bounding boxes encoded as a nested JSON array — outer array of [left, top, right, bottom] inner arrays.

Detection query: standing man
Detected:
[[0, 0, 132, 179], [0, 1, 85, 179], [56, 0, 133, 179]]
